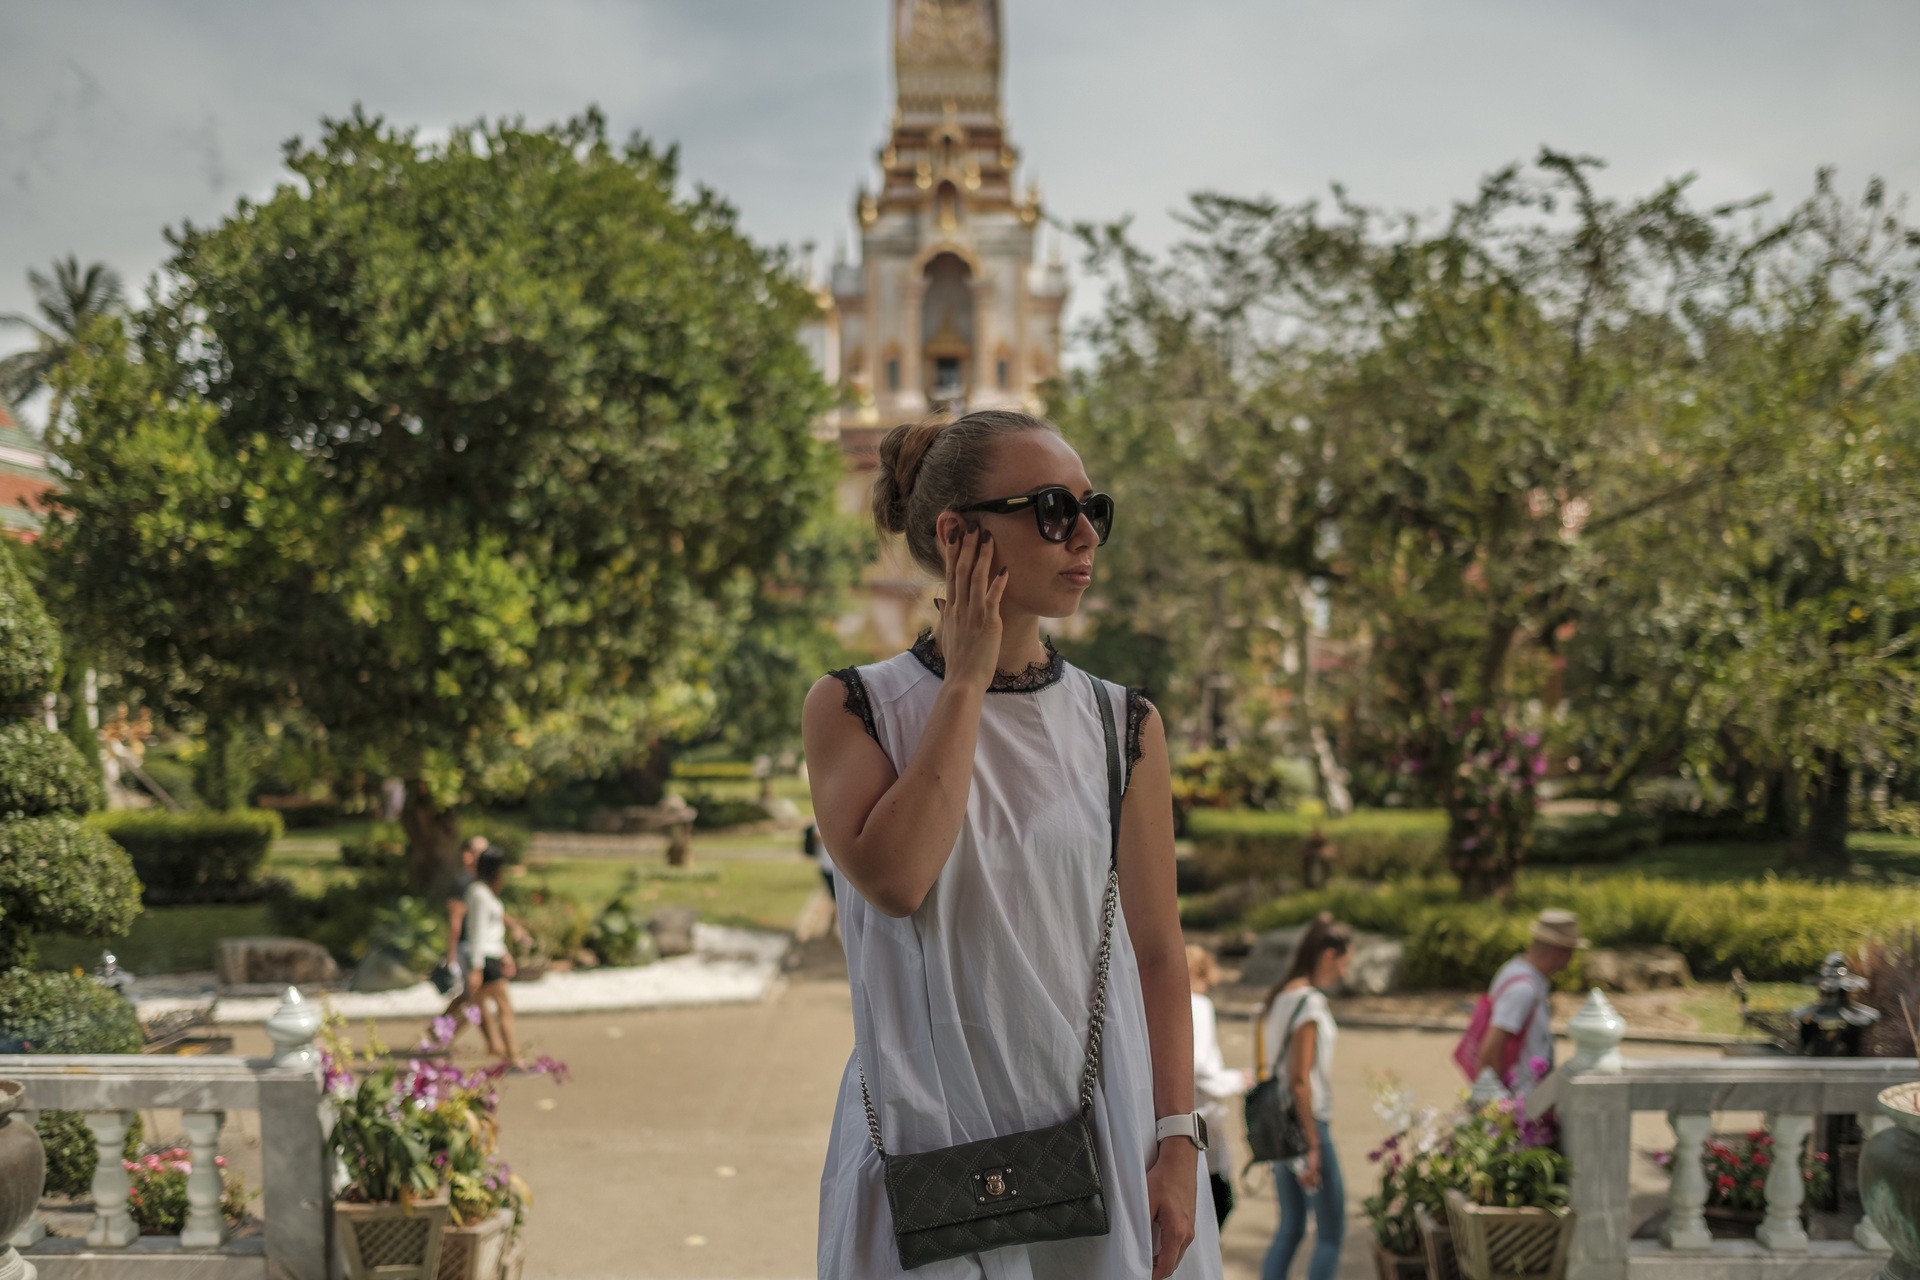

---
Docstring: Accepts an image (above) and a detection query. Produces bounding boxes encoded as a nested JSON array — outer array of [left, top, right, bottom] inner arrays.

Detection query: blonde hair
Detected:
[[871, 408, 1060, 577], [1185, 944, 1220, 989]]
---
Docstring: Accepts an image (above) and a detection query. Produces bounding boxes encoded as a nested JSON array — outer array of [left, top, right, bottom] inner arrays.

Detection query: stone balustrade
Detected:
[[1531, 990, 1917, 1280], [1, 988, 329, 1280]]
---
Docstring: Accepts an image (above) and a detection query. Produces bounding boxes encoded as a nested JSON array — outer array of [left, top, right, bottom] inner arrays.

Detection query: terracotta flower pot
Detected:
[[0, 1082, 46, 1279], [335, 1190, 451, 1280], [1861, 1082, 1920, 1280]]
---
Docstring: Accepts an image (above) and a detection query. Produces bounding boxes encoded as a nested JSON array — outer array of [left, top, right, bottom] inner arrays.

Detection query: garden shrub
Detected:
[[256, 796, 344, 829], [1170, 748, 1301, 828], [91, 809, 282, 904], [1241, 869, 1920, 988], [0, 548, 58, 703], [0, 816, 142, 965], [0, 968, 145, 1196], [672, 761, 757, 782], [683, 790, 771, 830], [0, 721, 103, 817], [1189, 809, 1446, 882], [1530, 810, 1661, 865]]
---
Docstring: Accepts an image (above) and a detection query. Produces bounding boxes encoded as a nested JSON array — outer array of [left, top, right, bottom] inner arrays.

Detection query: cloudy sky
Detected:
[[5, 0, 1919, 399]]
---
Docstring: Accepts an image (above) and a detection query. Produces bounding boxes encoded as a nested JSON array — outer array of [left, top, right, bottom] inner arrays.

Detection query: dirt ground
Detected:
[[210, 933, 1710, 1280]]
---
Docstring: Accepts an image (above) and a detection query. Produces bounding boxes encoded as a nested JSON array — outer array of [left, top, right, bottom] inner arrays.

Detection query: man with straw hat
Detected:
[[1475, 909, 1586, 1093]]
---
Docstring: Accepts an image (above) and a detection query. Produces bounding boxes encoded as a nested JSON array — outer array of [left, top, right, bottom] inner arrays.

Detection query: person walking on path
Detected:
[[438, 836, 488, 1028], [1188, 945, 1252, 1229], [1476, 909, 1585, 1095], [804, 409, 1220, 1279], [1257, 913, 1351, 1280], [464, 850, 524, 1068]]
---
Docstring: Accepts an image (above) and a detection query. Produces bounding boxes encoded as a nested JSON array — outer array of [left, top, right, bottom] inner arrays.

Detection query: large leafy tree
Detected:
[[0, 255, 124, 426], [1064, 155, 1920, 896], [45, 109, 843, 888]]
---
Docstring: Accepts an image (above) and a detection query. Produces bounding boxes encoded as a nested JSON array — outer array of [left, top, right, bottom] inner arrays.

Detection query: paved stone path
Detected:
[[222, 939, 1698, 1279]]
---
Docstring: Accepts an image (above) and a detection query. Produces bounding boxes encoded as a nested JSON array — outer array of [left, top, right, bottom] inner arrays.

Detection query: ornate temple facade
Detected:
[[805, 0, 1068, 653]]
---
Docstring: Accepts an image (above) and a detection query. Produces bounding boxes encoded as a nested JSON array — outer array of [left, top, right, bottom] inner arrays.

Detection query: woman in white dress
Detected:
[[805, 409, 1221, 1279]]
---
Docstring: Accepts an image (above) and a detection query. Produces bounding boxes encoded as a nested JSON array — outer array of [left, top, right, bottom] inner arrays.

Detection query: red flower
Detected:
[[1716, 1175, 1735, 1190]]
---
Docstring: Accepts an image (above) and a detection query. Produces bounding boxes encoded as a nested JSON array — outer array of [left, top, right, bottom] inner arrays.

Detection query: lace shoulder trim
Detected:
[[1124, 689, 1153, 791], [908, 628, 1065, 693], [827, 668, 880, 746]]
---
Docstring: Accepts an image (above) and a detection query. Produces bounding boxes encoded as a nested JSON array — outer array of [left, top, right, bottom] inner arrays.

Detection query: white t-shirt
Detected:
[[1190, 993, 1242, 1175], [1260, 986, 1336, 1122], [463, 880, 507, 970], [1489, 956, 1555, 1085]]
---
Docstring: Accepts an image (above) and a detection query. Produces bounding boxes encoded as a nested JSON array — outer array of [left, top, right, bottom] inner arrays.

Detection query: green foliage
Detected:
[[0, 522, 60, 705], [1169, 749, 1300, 826], [1188, 808, 1446, 882], [586, 873, 652, 967], [1241, 869, 1920, 986], [330, 1066, 437, 1205], [44, 108, 846, 889], [1528, 810, 1662, 865], [1443, 1101, 1570, 1210], [671, 762, 759, 782], [39, 1111, 141, 1200], [0, 817, 143, 964], [365, 897, 448, 975], [682, 789, 771, 830], [0, 967, 142, 1053], [90, 809, 281, 904], [0, 720, 102, 817]]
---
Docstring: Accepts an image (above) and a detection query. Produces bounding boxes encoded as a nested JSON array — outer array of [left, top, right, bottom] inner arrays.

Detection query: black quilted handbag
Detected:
[[1242, 993, 1314, 1167], [857, 669, 1123, 1270]]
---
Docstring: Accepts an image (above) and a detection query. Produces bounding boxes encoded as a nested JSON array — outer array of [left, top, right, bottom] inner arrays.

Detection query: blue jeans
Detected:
[[1262, 1120, 1344, 1280]]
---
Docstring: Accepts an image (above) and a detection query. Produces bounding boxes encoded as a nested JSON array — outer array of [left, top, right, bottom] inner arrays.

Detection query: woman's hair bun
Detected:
[[872, 415, 949, 535]]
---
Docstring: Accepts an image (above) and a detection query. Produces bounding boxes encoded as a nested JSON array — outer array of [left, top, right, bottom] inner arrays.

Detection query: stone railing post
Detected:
[[1754, 1111, 1813, 1252], [83, 1109, 137, 1247], [1661, 1111, 1713, 1251], [1854, 1111, 1893, 1252], [1564, 989, 1626, 1076], [179, 1109, 227, 1249], [6, 1107, 44, 1250], [265, 986, 321, 1069]]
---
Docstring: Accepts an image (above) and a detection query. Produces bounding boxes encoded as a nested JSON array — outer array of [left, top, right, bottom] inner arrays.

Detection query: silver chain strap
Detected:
[[856, 670, 1124, 1157]]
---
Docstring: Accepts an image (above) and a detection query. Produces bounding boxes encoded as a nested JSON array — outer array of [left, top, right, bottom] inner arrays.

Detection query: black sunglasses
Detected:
[[956, 486, 1115, 545]]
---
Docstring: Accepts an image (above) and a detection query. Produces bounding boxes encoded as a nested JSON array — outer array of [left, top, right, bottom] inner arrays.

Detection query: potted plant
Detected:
[[1439, 1099, 1575, 1280], [1651, 1129, 1831, 1236], [1365, 1076, 1457, 1280], [325, 1012, 567, 1280]]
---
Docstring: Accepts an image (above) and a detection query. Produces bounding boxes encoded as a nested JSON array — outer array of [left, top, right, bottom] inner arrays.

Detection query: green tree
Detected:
[[1066, 155, 1919, 896], [0, 255, 124, 425], [45, 109, 844, 889]]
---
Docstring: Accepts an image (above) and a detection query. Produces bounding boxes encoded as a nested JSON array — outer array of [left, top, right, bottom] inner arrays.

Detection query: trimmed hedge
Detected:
[[1243, 871, 1920, 988], [0, 720, 103, 817], [0, 816, 143, 963], [1529, 810, 1662, 865], [0, 968, 144, 1194], [1188, 809, 1447, 882], [91, 809, 282, 904]]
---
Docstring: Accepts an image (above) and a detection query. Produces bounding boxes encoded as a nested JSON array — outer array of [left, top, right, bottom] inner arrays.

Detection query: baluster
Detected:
[[1661, 1111, 1713, 1251], [179, 1110, 227, 1249], [1854, 1112, 1893, 1252], [1754, 1112, 1812, 1253], [84, 1109, 137, 1248], [6, 1107, 46, 1249]]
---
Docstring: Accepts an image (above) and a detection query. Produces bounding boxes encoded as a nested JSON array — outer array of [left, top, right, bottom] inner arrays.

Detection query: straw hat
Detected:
[[1531, 909, 1588, 951]]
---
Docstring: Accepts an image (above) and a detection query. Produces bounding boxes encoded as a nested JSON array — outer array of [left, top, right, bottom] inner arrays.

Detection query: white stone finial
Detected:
[[1469, 1067, 1509, 1107], [1565, 988, 1626, 1075], [264, 986, 322, 1069]]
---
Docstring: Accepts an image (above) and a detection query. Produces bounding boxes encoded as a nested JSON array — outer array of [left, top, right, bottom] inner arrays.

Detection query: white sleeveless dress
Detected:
[[818, 635, 1224, 1279]]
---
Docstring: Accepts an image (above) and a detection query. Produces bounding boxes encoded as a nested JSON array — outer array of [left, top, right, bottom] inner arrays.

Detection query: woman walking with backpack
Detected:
[[804, 409, 1220, 1278], [1256, 913, 1352, 1280]]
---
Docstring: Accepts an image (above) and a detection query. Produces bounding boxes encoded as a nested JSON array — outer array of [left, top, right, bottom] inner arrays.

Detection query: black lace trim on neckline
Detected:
[[909, 628, 1066, 693]]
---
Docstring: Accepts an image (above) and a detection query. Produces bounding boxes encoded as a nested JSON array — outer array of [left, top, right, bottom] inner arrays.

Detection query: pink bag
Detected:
[[1452, 973, 1539, 1084]]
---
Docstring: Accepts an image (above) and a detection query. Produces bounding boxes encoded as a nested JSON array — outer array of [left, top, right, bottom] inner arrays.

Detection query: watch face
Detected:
[[1194, 1112, 1210, 1151]]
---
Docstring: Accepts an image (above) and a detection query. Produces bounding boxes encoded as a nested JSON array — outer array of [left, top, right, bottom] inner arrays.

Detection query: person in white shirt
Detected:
[[1188, 945, 1253, 1227], [1257, 913, 1352, 1280], [1477, 909, 1584, 1094], [464, 850, 522, 1067]]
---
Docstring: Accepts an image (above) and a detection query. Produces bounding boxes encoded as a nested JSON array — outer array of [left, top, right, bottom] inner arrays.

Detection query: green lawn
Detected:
[[513, 857, 821, 934], [38, 904, 274, 975], [1595, 833, 1920, 883], [1679, 982, 1809, 1038]]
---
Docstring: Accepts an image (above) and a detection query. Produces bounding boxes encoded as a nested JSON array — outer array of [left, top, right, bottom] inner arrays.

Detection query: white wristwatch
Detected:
[[1155, 1111, 1209, 1152]]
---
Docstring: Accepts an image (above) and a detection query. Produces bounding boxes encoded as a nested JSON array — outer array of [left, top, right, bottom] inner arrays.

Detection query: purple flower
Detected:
[[1522, 732, 1541, 749], [1528, 1055, 1551, 1080]]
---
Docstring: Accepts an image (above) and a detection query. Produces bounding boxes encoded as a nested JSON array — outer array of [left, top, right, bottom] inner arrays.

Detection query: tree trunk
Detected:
[[1792, 751, 1851, 874], [400, 781, 462, 894], [1447, 807, 1521, 901]]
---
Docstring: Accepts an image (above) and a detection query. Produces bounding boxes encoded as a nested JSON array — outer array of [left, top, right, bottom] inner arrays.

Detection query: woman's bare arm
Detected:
[[1116, 700, 1198, 1278], [801, 525, 1006, 917]]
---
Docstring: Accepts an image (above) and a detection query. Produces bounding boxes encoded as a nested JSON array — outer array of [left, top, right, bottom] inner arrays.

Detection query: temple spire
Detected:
[[893, 0, 1001, 124]]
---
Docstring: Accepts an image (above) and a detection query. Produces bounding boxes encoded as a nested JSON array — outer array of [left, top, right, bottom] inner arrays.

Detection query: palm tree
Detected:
[[0, 255, 125, 433]]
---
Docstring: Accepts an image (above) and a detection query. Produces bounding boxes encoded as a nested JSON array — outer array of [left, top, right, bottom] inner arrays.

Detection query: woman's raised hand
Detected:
[[935, 521, 1008, 691]]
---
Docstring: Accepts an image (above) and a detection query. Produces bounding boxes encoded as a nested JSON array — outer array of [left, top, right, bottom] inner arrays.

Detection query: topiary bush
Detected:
[[90, 809, 282, 904], [0, 816, 142, 967], [0, 720, 105, 817], [0, 544, 58, 705]]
